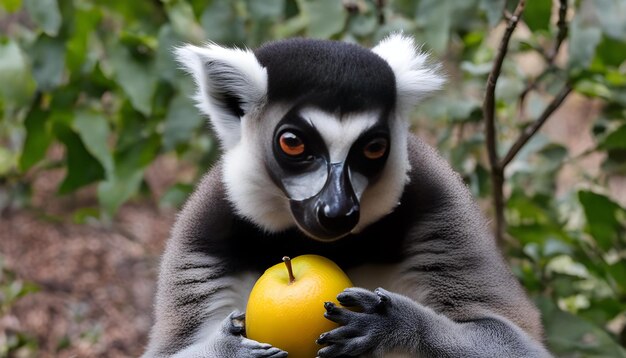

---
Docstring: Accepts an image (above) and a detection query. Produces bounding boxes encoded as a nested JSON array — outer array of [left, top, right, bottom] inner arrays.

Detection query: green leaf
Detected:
[[163, 93, 203, 151], [523, 0, 551, 32], [72, 207, 100, 225], [416, 0, 451, 54], [24, 0, 62, 36], [29, 35, 66, 91], [348, 12, 378, 37], [574, 79, 612, 99], [98, 170, 144, 219], [568, 13, 603, 71], [0, 147, 15, 176], [595, 35, 626, 68], [599, 124, 626, 150], [479, 0, 504, 28], [0, 40, 36, 107], [66, 7, 102, 73], [275, 14, 308, 39], [73, 111, 114, 176], [52, 119, 106, 194], [200, 0, 246, 45], [590, 0, 626, 40], [606, 69, 626, 86], [155, 25, 184, 84], [19, 105, 51, 171], [578, 190, 624, 251], [165, 1, 205, 43], [108, 45, 157, 116], [247, 0, 285, 20], [460, 61, 493, 76], [0, 0, 22, 12], [98, 133, 160, 216], [159, 183, 194, 209], [298, 0, 347, 39], [602, 149, 626, 176], [607, 261, 626, 292], [115, 133, 161, 178], [537, 297, 626, 357]]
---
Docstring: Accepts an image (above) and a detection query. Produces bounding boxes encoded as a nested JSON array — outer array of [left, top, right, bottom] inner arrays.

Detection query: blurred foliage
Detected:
[[0, 256, 39, 357], [0, 0, 625, 356]]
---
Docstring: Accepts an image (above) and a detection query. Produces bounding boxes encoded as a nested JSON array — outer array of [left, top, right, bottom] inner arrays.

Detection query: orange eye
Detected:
[[279, 132, 305, 156], [363, 138, 388, 160]]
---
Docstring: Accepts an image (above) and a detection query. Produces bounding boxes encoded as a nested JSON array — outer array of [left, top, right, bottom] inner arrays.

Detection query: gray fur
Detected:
[[143, 35, 551, 358]]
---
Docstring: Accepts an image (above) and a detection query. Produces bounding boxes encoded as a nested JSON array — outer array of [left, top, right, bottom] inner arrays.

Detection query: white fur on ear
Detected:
[[372, 33, 445, 114], [174, 43, 267, 149]]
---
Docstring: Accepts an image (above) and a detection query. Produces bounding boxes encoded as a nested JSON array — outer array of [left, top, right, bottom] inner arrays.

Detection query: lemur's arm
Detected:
[[319, 288, 551, 357], [142, 166, 287, 358], [317, 137, 551, 358]]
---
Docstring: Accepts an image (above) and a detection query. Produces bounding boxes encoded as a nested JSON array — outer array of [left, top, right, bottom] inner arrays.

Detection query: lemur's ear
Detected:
[[372, 33, 445, 114], [175, 43, 267, 149]]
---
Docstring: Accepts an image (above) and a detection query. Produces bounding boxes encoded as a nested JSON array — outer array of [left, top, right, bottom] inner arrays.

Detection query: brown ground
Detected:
[[0, 158, 179, 358]]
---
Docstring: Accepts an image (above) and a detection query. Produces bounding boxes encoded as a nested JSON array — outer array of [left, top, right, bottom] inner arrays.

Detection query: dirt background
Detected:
[[0, 156, 180, 357], [0, 94, 624, 358]]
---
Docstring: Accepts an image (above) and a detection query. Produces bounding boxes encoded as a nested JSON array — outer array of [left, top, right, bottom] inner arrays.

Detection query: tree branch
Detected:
[[547, 0, 569, 63], [483, 0, 525, 243], [518, 64, 557, 118], [501, 83, 573, 168], [484, 0, 526, 171]]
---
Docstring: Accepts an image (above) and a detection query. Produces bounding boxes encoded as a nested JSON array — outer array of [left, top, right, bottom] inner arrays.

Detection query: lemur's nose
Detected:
[[317, 203, 360, 234], [315, 162, 360, 234]]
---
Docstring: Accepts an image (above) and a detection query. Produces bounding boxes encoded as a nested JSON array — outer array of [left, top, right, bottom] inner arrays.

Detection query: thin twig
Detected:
[[547, 0, 569, 63], [484, 0, 526, 172], [518, 64, 557, 118], [501, 83, 573, 168], [483, 0, 525, 243]]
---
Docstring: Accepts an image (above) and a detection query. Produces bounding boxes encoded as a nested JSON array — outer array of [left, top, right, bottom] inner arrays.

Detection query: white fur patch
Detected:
[[372, 33, 445, 115], [222, 141, 293, 232], [174, 43, 267, 149], [171, 270, 259, 358], [222, 105, 295, 232], [353, 113, 410, 233], [301, 108, 380, 163]]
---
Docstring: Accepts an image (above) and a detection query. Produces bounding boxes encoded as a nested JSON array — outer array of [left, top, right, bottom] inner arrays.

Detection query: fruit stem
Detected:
[[282, 256, 296, 284]]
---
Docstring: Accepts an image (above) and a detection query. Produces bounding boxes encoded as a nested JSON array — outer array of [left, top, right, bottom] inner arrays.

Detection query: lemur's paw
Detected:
[[336, 287, 390, 313], [227, 310, 246, 335], [239, 338, 288, 358], [317, 288, 396, 357], [221, 310, 288, 357]]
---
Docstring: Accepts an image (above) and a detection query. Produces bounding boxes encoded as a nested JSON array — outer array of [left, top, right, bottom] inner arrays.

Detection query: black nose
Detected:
[[317, 202, 360, 235], [314, 162, 361, 236]]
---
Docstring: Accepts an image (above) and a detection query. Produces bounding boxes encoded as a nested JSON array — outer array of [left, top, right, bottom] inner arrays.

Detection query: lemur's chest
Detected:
[[347, 263, 428, 304], [347, 263, 401, 290], [232, 219, 408, 273]]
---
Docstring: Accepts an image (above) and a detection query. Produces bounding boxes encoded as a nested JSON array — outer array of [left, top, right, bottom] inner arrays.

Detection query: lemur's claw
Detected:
[[319, 287, 400, 357]]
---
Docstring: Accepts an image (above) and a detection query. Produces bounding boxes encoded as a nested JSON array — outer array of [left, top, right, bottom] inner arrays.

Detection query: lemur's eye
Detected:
[[279, 131, 305, 157], [363, 138, 388, 160]]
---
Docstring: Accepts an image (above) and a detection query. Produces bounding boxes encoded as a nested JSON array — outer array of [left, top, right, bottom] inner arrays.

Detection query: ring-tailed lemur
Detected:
[[143, 34, 552, 357]]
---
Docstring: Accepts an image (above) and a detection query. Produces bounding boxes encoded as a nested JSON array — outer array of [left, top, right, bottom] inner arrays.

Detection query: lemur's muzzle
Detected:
[[290, 162, 360, 241]]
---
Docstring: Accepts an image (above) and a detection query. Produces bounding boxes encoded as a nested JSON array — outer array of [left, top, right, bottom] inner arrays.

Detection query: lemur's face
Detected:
[[264, 107, 391, 241], [176, 35, 443, 241]]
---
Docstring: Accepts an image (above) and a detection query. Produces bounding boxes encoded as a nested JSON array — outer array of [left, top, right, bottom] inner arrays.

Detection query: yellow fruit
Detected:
[[245, 255, 353, 358]]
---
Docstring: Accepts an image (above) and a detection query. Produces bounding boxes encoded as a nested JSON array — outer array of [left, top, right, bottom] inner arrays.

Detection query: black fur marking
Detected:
[[176, 287, 224, 307], [173, 277, 220, 286], [219, 179, 419, 273], [254, 38, 396, 114], [205, 60, 245, 118]]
